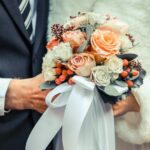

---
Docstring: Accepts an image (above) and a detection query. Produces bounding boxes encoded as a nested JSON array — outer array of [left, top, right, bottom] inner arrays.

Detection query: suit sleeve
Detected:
[[0, 78, 12, 116]]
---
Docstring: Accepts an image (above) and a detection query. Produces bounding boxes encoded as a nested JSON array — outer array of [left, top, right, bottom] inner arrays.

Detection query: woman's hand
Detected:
[[5, 74, 51, 113], [113, 94, 140, 117]]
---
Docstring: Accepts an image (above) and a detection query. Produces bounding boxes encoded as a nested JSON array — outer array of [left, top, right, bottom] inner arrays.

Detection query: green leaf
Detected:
[[77, 25, 94, 53], [115, 80, 128, 87], [80, 25, 94, 40], [40, 82, 56, 90], [104, 85, 121, 96], [117, 53, 138, 61], [77, 40, 88, 53], [85, 24, 94, 41]]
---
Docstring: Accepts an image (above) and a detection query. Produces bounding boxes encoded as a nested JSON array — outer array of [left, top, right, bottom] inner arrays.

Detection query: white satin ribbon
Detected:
[[26, 76, 115, 150]]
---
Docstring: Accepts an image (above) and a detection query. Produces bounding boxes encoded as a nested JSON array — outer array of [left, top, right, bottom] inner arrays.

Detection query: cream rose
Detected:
[[104, 17, 129, 34], [62, 30, 86, 50], [42, 52, 56, 81], [64, 12, 103, 29], [42, 52, 56, 69], [64, 15, 89, 29], [53, 42, 73, 61], [43, 68, 56, 82], [68, 53, 96, 76], [120, 35, 132, 51], [105, 56, 123, 74], [91, 66, 111, 86], [91, 26, 120, 58]]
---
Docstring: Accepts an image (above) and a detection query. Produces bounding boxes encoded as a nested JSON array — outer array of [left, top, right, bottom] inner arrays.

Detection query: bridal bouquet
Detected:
[[42, 12, 146, 103], [26, 12, 146, 150]]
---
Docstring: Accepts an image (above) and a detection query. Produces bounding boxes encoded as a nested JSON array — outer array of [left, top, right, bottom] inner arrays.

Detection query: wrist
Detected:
[[5, 78, 31, 110]]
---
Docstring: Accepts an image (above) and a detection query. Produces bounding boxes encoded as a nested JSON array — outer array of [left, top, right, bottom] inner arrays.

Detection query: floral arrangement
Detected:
[[26, 12, 147, 150], [41, 12, 146, 103]]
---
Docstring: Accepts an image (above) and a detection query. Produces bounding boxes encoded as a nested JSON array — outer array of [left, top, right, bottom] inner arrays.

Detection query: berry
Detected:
[[55, 68, 62, 75], [56, 63, 62, 68], [121, 71, 128, 78], [123, 59, 129, 67], [59, 75, 67, 82], [67, 69, 74, 75], [126, 80, 134, 88], [55, 78, 62, 85], [62, 70, 68, 76], [68, 77, 75, 85], [132, 70, 139, 76]]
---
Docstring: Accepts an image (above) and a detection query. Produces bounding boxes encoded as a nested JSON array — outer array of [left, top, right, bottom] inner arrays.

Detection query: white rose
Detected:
[[42, 51, 56, 69], [120, 35, 132, 51], [87, 12, 103, 25], [64, 15, 89, 29], [91, 66, 111, 87], [104, 18, 129, 34], [105, 56, 123, 74], [42, 52, 56, 81], [64, 12, 103, 29], [53, 43, 73, 61], [43, 67, 56, 82]]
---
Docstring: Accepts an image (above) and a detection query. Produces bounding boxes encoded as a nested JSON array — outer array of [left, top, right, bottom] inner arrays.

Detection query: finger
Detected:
[[35, 105, 47, 113], [113, 108, 124, 117], [112, 104, 119, 110], [112, 102, 122, 110], [36, 107, 47, 113], [116, 100, 124, 106], [30, 100, 47, 112], [114, 106, 129, 117], [33, 89, 52, 100]]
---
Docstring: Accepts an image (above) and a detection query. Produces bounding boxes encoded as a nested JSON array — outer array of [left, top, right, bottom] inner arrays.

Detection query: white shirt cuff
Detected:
[[0, 78, 12, 116]]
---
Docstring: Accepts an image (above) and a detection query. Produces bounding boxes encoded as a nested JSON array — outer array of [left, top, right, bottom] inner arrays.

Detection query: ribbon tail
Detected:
[[26, 107, 64, 150], [95, 89, 115, 150], [62, 84, 94, 150], [26, 83, 73, 150]]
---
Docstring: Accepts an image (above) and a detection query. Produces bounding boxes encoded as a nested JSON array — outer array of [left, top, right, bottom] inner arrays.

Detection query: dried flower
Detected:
[[129, 60, 142, 71], [126, 33, 135, 46], [51, 24, 66, 40]]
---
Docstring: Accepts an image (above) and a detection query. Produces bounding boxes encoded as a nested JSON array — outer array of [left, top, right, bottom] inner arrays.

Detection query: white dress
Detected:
[[48, 0, 150, 149], [93, 0, 150, 149]]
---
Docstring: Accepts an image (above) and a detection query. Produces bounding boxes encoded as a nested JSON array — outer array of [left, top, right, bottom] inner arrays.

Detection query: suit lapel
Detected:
[[32, 0, 49, 58], [1, 0, 31, 44]]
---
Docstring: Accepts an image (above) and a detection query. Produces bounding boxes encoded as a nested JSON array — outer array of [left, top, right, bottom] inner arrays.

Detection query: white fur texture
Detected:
[[115, 76, 150, 144], [47, 0, 150, 145]]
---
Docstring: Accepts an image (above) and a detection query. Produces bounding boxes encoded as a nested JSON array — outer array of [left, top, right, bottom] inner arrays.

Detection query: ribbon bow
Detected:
[[26, 76, 115, 150]]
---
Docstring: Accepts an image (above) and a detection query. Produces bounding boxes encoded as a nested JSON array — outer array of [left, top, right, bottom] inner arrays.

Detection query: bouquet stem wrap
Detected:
[[26, 76, 115, 150]]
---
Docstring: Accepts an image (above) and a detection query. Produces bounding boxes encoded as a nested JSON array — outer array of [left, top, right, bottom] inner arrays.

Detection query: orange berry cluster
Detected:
[[121, 59, 139, 88], [55, 63, 75, 85]]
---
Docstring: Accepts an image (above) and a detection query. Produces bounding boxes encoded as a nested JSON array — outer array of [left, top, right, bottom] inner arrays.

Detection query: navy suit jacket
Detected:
[[0, 0, 52, 149]]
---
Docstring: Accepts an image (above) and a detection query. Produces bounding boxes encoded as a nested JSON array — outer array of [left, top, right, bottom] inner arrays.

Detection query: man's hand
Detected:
[[112, 94, 140, 117], [5, 74, 50, 113]]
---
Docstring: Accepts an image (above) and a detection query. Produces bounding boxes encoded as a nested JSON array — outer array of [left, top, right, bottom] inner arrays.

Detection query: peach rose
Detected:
[[67, 53, 96, 77], [62, 30, 86, 51], [46, 38, 60, 51], [91, 26, 120, 58]]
